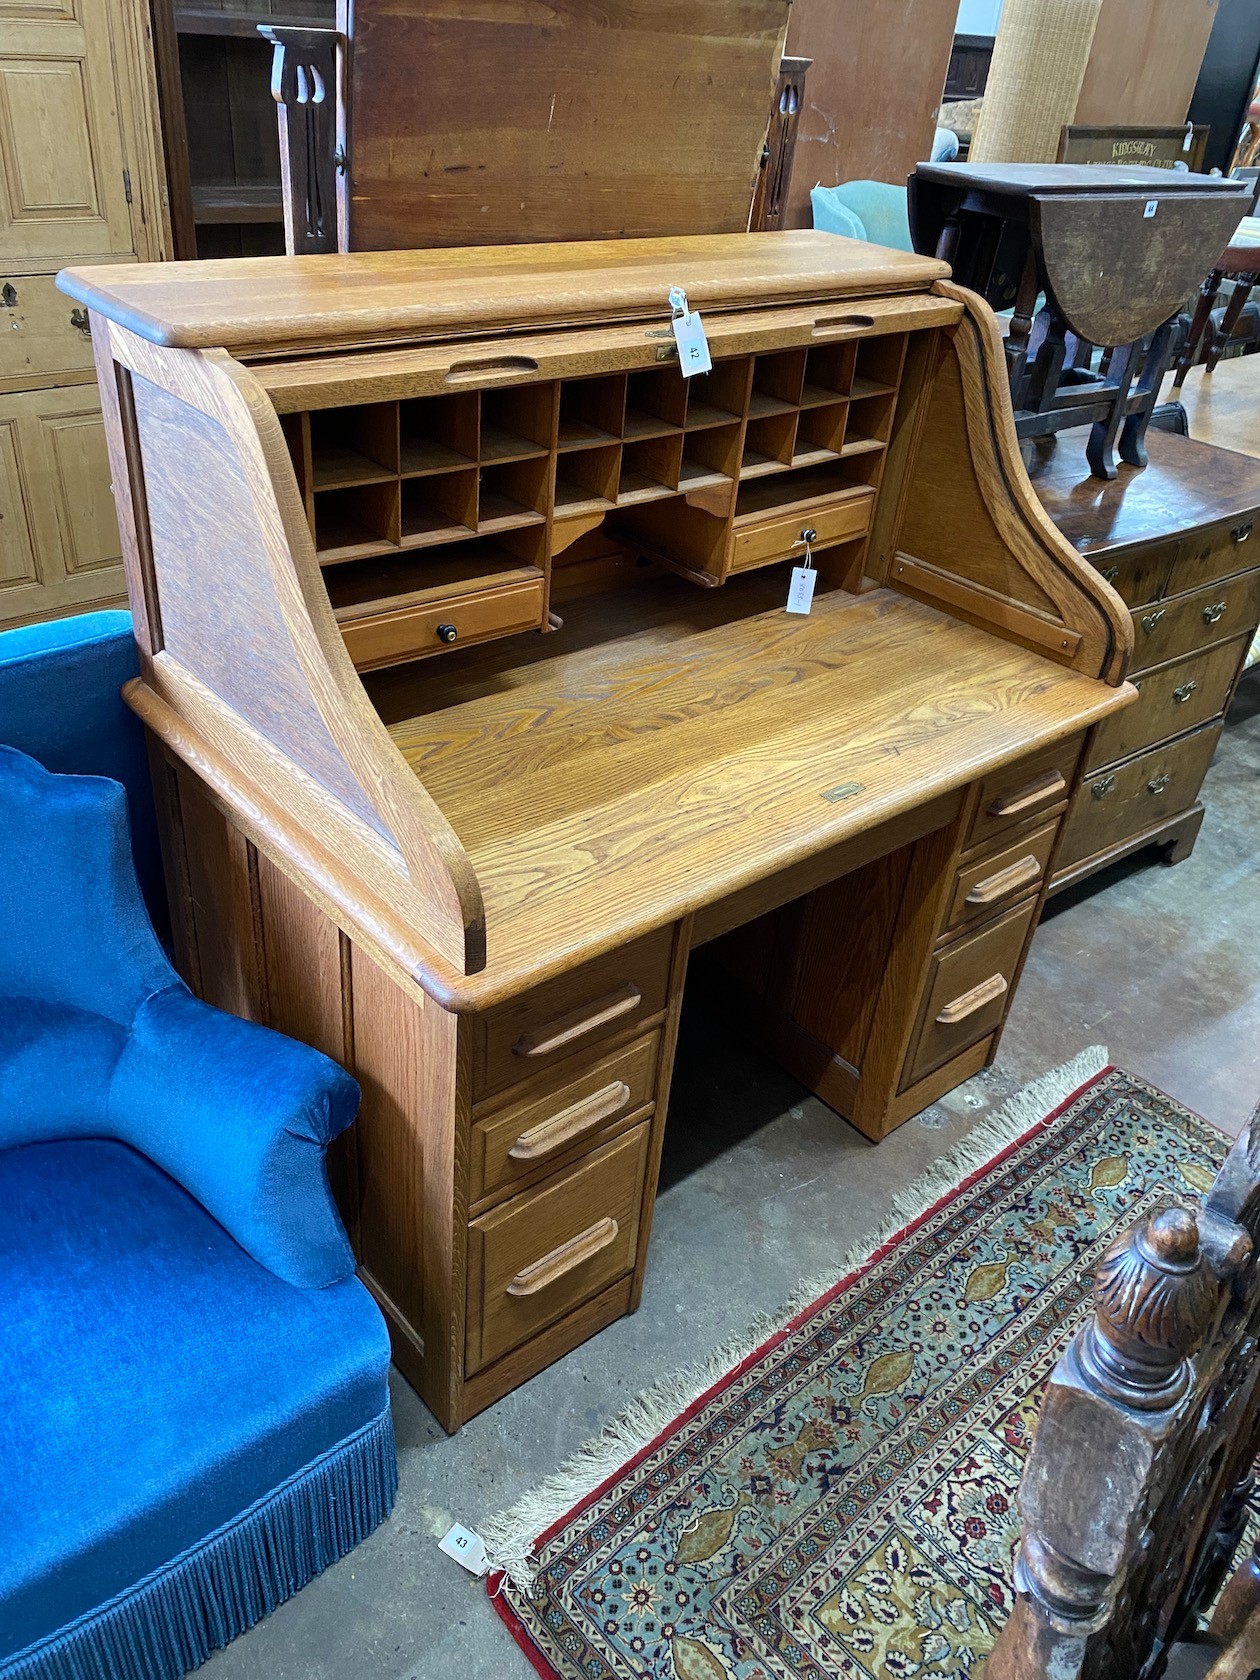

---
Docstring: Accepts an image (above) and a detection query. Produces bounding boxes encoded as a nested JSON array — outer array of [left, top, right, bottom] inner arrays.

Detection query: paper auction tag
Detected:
[[669, 285, 712, 377], [786, 527, 817, 614], [439, 1523, 490, 1577]]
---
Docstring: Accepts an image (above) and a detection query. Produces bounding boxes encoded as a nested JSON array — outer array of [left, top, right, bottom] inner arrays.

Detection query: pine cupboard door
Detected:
[[0, 386, 124, 623], [0, 0, 137, 265]]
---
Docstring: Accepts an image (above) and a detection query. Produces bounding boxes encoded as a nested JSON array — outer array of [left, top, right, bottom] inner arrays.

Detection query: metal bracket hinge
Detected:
[[123, 167, 132, 204]]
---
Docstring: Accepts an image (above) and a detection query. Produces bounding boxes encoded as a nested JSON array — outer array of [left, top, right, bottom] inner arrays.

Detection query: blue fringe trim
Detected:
[[2, 1408, 397, 1680]]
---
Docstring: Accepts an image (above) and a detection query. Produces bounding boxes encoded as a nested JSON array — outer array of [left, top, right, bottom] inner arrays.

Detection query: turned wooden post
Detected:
[[986, 1206, 1219, 1680]]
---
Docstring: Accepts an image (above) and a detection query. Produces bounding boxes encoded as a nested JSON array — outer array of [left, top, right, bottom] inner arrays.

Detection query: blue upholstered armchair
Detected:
[[0, 615, 396, 1680]]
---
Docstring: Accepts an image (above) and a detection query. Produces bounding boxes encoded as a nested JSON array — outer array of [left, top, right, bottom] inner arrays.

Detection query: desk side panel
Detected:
[[895, 282, 1133, 684], [95, 318, 485, 973]]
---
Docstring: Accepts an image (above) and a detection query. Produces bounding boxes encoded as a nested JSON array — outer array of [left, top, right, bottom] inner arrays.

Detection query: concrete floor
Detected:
[[198, 677, 1260, 1680]]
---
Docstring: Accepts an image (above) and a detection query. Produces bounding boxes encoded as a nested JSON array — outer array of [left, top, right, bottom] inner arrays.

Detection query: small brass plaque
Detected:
[[821, 781, 864, 803]]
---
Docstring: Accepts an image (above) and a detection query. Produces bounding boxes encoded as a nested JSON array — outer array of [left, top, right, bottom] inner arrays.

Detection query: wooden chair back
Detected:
[[988, 1105, 1260, 1679], [264, 0, 791, 255]]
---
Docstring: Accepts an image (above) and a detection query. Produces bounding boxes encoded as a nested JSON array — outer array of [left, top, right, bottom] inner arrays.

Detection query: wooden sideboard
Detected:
[[1029, 428, 1260, 892], [60, 234, 1134, 1430]]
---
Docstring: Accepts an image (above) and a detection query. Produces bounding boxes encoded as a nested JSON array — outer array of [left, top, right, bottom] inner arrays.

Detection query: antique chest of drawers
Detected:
[[1030, 428, 1260, 892]]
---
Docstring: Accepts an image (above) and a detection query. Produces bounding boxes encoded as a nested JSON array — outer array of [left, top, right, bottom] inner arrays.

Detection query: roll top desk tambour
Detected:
[[60, 234, 1134, 1430]]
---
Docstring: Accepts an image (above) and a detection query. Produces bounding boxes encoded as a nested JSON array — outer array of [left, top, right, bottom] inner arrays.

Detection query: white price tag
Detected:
[[786, 527, 817, 614], [1143, 200, 1158, 219], [668, 285, 712, 377], [439, 1523, 490, 1577], [786, 566, 817, 614]]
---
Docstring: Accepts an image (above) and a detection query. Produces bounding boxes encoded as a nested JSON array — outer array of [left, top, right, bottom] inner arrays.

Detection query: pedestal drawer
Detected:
[[1057, 724, 1223, 872], [1084, 636, 1245, 772], [903, 897, 1039, 1090], [964, 737, 1081, 853], [475, 927, 673, 1098], [943, 820, 1058, 936], [471, 1032, 660, 1205], [466, 1124, 650, 1373], [1130, 571, 1260, 675]]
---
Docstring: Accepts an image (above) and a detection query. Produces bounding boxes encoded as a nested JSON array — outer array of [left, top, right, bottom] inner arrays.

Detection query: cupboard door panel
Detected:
[[0, 5, 134, 262], [0, 415, 44, 592]]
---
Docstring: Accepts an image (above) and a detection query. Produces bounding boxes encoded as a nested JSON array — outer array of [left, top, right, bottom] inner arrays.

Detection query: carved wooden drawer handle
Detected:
[[505, 1217, 620, 1297], [513, 983, 643, 1059], [987, 769, 1067, 820], [1203, 602, 1228, 625], [1172, 680, 1198, 704], [507, 1081, 632, 1162], [936, 972, 1008, 1026], [965, 854, 1043, 908]]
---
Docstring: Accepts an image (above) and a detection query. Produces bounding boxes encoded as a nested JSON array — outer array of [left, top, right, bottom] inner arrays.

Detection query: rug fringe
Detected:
[[481, 1045, 1108, 1589]]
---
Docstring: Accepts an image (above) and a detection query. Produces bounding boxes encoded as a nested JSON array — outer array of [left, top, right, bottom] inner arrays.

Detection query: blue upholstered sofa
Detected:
[[0, 613, 396, 1680]]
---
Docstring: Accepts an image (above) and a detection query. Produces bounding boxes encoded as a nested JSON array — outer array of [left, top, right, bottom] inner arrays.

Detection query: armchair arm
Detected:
[[108, 984, 359, 1288]]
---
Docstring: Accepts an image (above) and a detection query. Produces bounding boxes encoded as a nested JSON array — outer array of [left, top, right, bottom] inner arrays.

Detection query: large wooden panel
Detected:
[[781, 0, 957, 231], [0, 384, 125, 624], [1075, 0, 1216, 128], [341, 0, 790, 251], [0, 5, 134, 263]]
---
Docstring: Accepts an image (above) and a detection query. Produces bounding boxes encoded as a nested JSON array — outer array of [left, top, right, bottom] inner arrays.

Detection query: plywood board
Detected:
[[1075, 0, 1217, 128], [340, 0, 790, 251], [781, 0, 957, 231]]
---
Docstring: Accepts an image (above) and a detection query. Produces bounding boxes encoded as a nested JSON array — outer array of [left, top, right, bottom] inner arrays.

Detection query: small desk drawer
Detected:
[[964, 738, 1081, 853], [904, 898, 1038, 1090], [337, 577, 545, 672], [728, 488, 873, 574], [471, 1032, 660, 1204], [466, 1124, 650, 1373], [1057, 724, 1223, 872], [1130, 570, 1260, 675], [1090, 541, 1178, 609], [943, 820, 1058, 936], [0, 271, 98, 384], [475, 928, 673, 1099], [1169, 517, 1259, 597], [1084, 636, 1245, 773]]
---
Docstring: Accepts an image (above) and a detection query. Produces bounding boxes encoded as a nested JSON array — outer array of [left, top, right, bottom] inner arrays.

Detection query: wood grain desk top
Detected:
[[1028, 428, 1260, 556], [57, 233, 949, 358], [370, 578, 1132, 996]]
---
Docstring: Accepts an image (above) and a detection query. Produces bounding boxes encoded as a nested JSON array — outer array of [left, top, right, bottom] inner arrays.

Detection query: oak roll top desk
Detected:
[[60, 233, 1134, 1431]]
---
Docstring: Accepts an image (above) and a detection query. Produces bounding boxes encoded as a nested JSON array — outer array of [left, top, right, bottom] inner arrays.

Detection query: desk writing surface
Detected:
[[369, 577, 1132, 985]]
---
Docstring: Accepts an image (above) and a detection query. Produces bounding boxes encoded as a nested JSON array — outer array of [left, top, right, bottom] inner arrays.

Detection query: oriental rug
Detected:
[[486, 1057, 1233, 1680]]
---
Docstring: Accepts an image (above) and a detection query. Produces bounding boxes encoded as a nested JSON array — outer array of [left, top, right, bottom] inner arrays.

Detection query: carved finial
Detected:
[[1076, 1206, 1216, 1411]]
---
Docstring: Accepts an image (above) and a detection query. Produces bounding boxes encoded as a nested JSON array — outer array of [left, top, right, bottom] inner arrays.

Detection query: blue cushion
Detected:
[[0, 1139, 392, 1663], [0, 747, 359, 1288], [812, 180, 914, 253], [0, 612, 161, 919], [811, 187, 866, 242]]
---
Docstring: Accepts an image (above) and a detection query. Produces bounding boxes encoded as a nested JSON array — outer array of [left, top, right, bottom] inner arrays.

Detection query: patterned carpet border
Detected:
[[484, 1048, 1111, 1610], [484, 1049, 1245, 1680]]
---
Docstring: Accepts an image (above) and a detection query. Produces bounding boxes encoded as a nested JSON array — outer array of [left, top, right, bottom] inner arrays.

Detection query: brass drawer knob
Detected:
[[1147, 773, 1172, 796], [1140, 609, 1165, 634], [1203, 601, 1228, 626], [1099, 565, 1120, 583], [1172, 680, 1198, 704], [1092, 774, 1117, 799]]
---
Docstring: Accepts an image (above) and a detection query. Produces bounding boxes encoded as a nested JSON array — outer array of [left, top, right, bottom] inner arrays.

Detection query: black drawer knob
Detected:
[[436, 623, 459, 644]]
